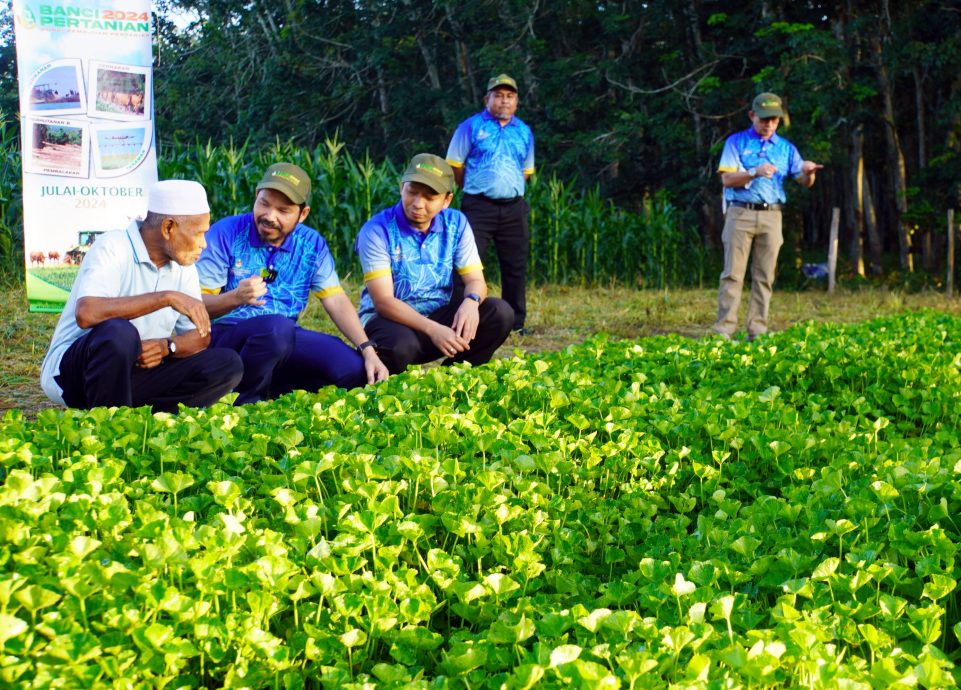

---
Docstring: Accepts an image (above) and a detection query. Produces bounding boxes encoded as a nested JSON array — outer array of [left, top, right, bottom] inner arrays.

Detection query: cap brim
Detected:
[[257, 180, 306, 205], [754, 108, 783, 118], [402, 173, 451, 195]]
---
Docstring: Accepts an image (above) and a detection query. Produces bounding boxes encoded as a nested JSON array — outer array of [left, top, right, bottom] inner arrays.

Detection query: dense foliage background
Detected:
[[2, 1, 961, 284]]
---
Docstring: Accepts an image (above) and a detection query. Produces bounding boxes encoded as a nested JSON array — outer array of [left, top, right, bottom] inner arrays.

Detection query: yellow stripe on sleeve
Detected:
[[456, 262, 483, 276], [201, 287, 222, 295], [524, 168, 535, 175], [717, 166, 738, 173], [313, 285, 345, 300], [363, 267, 392, 282], [447, 160, 465, 169]]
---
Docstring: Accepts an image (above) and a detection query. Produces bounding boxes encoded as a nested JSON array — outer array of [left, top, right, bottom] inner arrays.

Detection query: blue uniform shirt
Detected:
[[446, 110, 535, 199], [354, 204, 482, 324], [196, 213, 344, 324], [718, 127, 804, 205]]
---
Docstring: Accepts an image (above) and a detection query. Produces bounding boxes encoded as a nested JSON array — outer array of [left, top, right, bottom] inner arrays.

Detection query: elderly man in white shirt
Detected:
[[40, 180, 243, 411]]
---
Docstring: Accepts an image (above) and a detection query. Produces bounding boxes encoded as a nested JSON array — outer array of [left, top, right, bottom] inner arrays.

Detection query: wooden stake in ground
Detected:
[[948, 209, 955, 298], [828, 207, 840, 294]]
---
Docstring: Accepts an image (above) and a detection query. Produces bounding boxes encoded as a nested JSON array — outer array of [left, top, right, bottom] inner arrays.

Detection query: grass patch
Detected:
[[6, 280, 961, 415]]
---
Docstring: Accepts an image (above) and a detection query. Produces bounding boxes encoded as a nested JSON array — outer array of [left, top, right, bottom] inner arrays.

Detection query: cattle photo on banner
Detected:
[[13, 0, 157, 312]]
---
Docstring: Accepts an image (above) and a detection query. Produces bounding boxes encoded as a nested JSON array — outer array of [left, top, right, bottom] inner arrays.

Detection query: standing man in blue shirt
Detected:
[[714, 92, 823, 340], [197, 163, 388, 404], [447, 73, 535, 334], [355, 154, 514, 375]]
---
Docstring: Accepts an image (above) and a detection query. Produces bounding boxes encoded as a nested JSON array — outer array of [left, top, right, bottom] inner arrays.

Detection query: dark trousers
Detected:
[[56, 318, 243, 412], [210, 314, 367, 404], [461, 194, 529, 330], [363, 297, 514, 375]]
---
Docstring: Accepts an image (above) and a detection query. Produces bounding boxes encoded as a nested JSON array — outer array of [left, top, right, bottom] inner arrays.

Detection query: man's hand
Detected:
[[136, 338, 168, 369], [234, 275, 268, 307], [429, 322, 471, 358], [361, 348, 390, 384], [451, 299, 480, 342], [166, 292, 212, 337], [755, 162, 778, 179], [798, 160, 823, 188]]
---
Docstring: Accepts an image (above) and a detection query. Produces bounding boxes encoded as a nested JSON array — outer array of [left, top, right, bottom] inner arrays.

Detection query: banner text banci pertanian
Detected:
[[37, 4, 149, 32]]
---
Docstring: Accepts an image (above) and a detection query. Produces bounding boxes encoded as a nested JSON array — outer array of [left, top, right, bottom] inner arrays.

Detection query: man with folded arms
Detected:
[[197, 163, 388, 404], [354, 153, 514, 374], [40, 180, 243, 411], [714, 91, 823, 340]]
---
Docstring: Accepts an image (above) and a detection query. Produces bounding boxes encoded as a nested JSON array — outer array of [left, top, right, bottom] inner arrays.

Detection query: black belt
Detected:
[[464, 193, 523, 206], [730, 201, 782, 211]]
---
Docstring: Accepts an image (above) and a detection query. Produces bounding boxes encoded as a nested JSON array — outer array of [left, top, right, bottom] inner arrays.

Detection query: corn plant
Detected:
[[0, 109, 22, 278], [527, 174, 704, 287], [69, 137, 706, 286]]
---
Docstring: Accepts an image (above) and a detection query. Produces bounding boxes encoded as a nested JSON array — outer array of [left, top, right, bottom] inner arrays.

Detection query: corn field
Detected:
[[0, 112, 22, 277], [1, 119, 703, 288]]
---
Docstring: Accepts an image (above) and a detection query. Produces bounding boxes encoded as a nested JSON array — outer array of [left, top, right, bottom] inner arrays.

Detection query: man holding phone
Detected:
[[197, 163, 387, 403]]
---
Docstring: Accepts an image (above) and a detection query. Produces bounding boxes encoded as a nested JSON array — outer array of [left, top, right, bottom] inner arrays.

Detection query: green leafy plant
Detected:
[[2, 312, 961, 687]]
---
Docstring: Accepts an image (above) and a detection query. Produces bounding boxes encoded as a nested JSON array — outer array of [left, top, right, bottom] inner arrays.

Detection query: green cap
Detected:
[[487, 73, 518, 93], [256, 163, 311, 205], [401, 153, 454, 194], [752, 92, 784, 118]]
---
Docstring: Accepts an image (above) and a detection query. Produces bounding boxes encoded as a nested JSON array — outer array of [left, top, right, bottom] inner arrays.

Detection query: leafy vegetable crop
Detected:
[[2, 312, 961, 688]]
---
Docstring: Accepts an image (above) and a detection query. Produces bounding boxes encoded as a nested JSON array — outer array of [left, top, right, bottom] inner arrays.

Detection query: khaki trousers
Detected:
[[714, 206, 783, 338]]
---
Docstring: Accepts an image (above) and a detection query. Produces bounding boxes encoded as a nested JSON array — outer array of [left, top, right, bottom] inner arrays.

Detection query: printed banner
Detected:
[[13, 0, 157, 312]]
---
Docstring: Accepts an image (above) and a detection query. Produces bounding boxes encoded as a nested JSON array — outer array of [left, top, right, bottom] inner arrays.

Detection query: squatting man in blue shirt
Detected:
[[196, 163, 388, 404], [713, 92, 823, 340], [40, 180, 243, 411], [354, 153, 514, 375]]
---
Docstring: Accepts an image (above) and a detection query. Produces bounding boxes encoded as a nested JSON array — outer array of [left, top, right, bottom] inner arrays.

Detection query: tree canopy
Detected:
[[3, 1, 961, 277]]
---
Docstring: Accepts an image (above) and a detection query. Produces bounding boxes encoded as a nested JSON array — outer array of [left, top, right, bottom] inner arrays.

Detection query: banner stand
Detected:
[[13, 0, 157, 312]]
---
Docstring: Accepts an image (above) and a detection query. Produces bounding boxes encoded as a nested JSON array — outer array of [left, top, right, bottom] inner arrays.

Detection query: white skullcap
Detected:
[[147, 180, 210, 216]]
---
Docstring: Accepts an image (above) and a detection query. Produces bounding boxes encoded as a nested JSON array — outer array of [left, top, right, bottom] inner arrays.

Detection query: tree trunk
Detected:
[[683, 0, 714, 247], [913, 66, 926, 169], [375, 65, 390, 139], [417, 36, 442, 93], [872, 33, 912, 272], [863, 171, 883, 276], [847, 125, 865, 276]]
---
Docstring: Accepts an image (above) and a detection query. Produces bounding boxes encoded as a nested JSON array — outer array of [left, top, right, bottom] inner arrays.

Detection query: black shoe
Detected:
[[512, 327, 529, 336]]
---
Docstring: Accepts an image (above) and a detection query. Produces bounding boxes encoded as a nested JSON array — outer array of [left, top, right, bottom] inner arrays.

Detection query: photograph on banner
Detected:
[[88, 61, 150, 120], [25, 58, 86, 116], [13, 0, 157, 312], [91, 122, 152, 177], [22, 116, 90, 178]]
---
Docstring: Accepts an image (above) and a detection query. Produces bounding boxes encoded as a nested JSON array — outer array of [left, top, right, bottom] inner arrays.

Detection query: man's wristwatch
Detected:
[[465, 292, 482, 304], [357, 340, 376, 354], [166, 338, 177, 357], [748, 167, 758, 178]]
